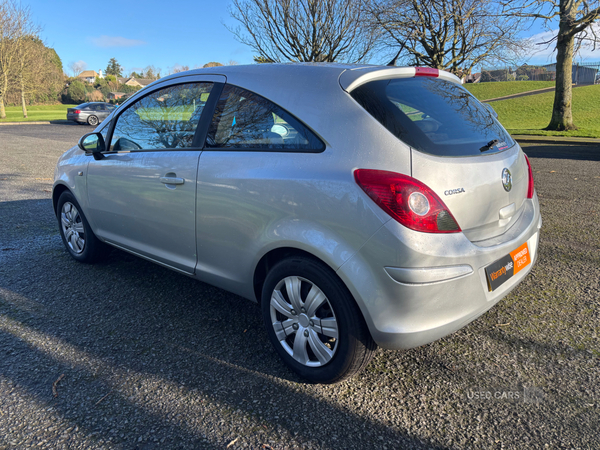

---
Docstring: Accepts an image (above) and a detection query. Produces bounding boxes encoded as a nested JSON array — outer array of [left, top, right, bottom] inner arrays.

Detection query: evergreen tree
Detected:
[[105, 58, 123, 77]]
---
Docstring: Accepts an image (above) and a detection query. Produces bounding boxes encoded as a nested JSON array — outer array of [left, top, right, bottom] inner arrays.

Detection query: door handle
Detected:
[[160, 176, 185, 185]]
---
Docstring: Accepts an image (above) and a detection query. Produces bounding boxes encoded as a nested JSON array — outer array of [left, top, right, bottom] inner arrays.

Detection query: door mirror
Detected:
[[78, 132, 106, 160], [483, 102, 498, 119]]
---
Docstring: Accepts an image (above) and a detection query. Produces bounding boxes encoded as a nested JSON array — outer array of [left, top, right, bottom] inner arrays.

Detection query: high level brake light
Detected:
[[354, 169, 461, 233], [414, 67, 439, 77]]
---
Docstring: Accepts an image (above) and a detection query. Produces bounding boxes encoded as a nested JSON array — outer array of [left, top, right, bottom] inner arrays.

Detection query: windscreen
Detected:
[[350, 77, 514, 157]]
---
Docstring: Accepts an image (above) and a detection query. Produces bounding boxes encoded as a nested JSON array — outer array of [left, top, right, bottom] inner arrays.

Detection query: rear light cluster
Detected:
[[354, 169, 461, 233], [524, 154, 535, 199], [74, 109, 81, 114]]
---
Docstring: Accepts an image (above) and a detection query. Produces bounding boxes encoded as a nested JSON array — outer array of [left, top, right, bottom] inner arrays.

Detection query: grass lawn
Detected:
[[464, 81, 555, 101], [490, 84, 600, 138], [0, 104, 76, 123]]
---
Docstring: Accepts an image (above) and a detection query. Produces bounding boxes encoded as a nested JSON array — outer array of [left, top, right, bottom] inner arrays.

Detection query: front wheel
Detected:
[[261, 256, 376, 383], [57, 191, 108, 263]]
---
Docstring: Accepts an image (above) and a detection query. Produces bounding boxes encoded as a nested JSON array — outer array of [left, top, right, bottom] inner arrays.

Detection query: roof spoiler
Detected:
[[339, 66, 462, 92]]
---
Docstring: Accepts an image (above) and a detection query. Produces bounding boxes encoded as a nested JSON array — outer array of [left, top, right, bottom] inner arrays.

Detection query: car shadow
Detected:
[[49, 120, 82, 125], [522, 143, 600, 161], [0, 198, 441, 449]]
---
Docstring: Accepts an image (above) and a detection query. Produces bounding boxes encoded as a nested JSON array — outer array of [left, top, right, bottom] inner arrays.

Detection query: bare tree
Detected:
[[15, 39, 64, 117], [169, 64, 190, 74], [503, 0, 600, 131], [1, 1, 62, 118], [16, 36, 38, 118], [369, 0, 528, 75], [143, 65, 160, 79], [228, 0, 377, 63], [0, 0, 24, 118], [68, 60, 87, 77]]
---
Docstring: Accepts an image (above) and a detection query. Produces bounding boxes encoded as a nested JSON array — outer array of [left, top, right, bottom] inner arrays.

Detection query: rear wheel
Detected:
[[87, 115, 99, 126], [261, 256, 376, 383], [57, 191, 108, 263]]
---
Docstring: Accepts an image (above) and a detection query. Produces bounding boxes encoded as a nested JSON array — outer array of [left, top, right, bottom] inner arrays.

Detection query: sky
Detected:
[[525, 23, 600, 65], [25, 0, 600, 77], [26, 0, 256, 76]]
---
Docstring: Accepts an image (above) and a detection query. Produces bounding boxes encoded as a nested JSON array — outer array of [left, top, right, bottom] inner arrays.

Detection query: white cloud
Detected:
[[72, 60, 87, 69], [526, 24, 600, 63], [90, 35, 146, 48]]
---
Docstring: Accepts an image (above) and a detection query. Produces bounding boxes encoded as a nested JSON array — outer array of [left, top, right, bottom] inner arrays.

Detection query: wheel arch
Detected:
[[52, 183, 70, 215]]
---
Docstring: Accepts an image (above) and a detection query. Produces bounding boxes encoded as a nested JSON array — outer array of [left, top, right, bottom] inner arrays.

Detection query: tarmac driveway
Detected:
[[0, 125, 598, 449]]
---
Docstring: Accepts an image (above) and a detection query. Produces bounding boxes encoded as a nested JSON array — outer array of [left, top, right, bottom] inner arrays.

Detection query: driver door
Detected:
[[86, 78, 222, 273]]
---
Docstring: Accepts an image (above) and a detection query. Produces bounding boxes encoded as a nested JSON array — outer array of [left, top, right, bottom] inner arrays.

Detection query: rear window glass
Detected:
[[350, 77, 514, 157], [205, 84, 324, 152]]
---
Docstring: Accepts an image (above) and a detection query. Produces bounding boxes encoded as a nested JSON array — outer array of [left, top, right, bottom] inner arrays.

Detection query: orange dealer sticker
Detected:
[[510, 242, 531, 276]]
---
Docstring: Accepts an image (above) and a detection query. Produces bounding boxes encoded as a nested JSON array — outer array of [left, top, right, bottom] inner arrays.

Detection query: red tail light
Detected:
[[354, 169, 461, 233], [524, 154, 535, 199], [74, 109, 81, 114], [415, 67, 439, 77]]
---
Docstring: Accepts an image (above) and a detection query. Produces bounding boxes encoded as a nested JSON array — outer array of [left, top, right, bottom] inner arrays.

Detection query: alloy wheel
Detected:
[[269, 276, 339, 367], [61, 202, 85, 254]]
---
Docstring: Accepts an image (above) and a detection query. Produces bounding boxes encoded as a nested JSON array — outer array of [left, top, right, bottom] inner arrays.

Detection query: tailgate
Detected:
[[411, 144, 528, 242]]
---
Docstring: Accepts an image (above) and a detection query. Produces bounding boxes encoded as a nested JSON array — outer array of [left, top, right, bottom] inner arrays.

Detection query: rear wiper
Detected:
[[480, 139, 499, 152]]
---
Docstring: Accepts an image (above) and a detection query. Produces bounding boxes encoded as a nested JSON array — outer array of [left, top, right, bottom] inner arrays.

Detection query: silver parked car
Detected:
[[66, 102, 117, 126], [53, 64, 541, 383]]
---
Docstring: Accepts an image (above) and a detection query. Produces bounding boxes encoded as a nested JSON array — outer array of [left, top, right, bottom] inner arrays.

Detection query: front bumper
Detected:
[[336, 194, 542, 350]]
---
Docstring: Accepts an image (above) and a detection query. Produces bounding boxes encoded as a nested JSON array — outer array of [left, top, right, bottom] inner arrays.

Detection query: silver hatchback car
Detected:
[[53, 64, 541, 383]]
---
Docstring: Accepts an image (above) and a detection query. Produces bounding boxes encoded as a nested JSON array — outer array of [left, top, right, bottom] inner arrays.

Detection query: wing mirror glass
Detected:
[[78, 132, 106, 160]]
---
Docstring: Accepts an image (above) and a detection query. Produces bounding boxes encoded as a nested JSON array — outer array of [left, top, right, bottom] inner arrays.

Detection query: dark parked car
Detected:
[[66, 102, 117, 126]]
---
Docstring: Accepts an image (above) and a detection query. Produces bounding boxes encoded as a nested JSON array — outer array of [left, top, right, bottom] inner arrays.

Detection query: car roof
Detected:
[[157, 63, 461, 93], [160, 62, 363, 81]]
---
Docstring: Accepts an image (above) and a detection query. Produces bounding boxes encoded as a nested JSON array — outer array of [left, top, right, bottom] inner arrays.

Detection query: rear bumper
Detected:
[[336, 194, 541, 350], [67, 114, 83, 123]]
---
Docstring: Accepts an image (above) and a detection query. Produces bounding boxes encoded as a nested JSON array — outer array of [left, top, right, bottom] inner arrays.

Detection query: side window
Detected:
[[206, 85, 324, 151], [110, 82, 212, 151]]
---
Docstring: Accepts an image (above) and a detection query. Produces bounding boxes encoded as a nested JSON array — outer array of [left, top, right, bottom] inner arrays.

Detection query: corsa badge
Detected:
[[502, 168, 512, 192]]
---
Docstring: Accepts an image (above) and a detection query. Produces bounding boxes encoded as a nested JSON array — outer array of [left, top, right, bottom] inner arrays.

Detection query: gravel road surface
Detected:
[[1, 125, 599, 449]]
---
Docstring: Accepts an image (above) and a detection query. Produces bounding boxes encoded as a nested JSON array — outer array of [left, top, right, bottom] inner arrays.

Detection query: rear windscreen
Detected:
[[350, 77, 514, 157]]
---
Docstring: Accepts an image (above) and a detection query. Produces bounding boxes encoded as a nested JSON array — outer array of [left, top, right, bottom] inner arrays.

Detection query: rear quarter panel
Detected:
[[194, 149, 388, 300]]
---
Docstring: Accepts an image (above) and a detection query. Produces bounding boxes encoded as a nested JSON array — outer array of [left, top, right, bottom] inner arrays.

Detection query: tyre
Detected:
[[261, 256, 376, 383], [87, 115, 99, 126], [57, 191, 108, 263]]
